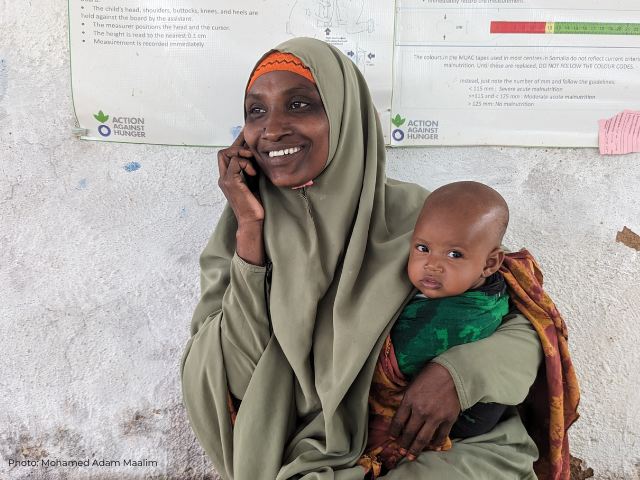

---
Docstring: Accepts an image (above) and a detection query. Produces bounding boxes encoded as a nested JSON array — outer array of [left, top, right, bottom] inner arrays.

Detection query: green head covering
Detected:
[[182, 37, 428, 479]]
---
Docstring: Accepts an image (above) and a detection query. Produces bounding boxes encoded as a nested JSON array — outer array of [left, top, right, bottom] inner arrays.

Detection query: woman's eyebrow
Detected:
[[283, 86, 315, 95], [245, 86, 313, 101]]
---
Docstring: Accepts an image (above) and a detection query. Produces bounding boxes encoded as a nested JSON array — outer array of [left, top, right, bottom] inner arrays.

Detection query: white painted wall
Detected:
[[1, 0, 639, 478]]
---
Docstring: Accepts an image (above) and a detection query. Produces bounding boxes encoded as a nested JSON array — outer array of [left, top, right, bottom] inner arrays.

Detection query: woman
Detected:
[[181, 38, 543, 479]]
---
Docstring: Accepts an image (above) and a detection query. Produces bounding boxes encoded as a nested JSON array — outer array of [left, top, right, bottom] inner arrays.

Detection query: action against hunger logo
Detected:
[[94, 110, 111, 137], [391, 114, 440, 141], [391, 114, 405, 142], [94, 110, 147, 138]]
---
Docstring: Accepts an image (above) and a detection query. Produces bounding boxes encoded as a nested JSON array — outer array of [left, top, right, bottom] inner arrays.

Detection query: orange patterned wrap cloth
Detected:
[[501, 250, 580, 480]]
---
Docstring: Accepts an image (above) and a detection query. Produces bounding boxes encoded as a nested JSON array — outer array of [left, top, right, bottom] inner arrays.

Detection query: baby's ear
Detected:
[[482, 247, 505, 277]]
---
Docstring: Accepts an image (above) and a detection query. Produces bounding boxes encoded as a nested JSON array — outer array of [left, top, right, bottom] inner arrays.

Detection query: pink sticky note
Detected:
[[598, 110, 640, 155]]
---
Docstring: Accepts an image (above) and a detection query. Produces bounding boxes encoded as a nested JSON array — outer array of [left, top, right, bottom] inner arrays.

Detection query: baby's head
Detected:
[[408, 181, 509, 299]]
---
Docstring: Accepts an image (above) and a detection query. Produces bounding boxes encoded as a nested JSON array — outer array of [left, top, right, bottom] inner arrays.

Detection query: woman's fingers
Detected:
[[227, 155, 257, 177], [217, 148, 264, 225], [388, 404, 411, 440], [397, 414, 433, 456], [406, 421, 439, 460], [396, 414, 454, 461], [218, 125, 251, 175], [241, 159, 258, 177], [217, 150, 229, 179], [218, 148, 256, 190], [431, 421, 454, 449], [218, 146, 253, 171], [389, 362, 461, 461], [220, 158, 250, 197]]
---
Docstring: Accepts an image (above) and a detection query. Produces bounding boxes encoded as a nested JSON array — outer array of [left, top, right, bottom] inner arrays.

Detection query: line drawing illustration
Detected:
[[286, 0, 375, 38]]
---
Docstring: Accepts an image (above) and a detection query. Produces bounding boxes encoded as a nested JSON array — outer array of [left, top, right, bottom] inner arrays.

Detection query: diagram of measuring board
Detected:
[[392, 0, 640, 146], [69, 0, 640, 147]]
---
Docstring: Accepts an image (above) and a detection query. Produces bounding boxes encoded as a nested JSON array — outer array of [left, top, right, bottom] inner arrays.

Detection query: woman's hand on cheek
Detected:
[[218, 130, 264, 226], [218, 130, 266, 266], [388, 362, 461, 461]]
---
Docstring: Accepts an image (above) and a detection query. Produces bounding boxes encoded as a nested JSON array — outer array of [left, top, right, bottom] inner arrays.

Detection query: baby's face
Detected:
[[407, 209, 499, 299]]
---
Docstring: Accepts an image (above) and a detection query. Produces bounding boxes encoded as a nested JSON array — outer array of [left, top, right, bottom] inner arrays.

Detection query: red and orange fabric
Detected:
[[501, 250, 580, 480], [358, 250, 579, 480]]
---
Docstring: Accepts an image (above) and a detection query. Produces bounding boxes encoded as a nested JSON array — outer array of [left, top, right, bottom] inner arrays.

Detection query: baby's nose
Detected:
[[424, 261, 443, 272]]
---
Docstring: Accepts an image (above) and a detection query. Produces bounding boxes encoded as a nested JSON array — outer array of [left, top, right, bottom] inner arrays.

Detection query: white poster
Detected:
[[390, 0, 640, 147], [69, 0, 395, 146]]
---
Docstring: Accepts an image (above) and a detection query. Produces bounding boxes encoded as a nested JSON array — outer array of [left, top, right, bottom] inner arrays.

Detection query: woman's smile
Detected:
[[261, 145, 305, 166], [267, 146, 302, 158]]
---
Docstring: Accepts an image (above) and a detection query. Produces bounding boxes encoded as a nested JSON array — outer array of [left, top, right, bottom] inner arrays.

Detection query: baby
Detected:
[[363, 181, 513, 474]]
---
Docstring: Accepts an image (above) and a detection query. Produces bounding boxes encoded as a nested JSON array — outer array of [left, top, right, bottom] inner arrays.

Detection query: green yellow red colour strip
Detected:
[[491, 21, 640, 35]]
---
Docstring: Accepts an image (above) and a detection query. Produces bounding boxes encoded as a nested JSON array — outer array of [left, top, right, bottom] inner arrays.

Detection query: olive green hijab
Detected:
[[182, 38, 428, 479]]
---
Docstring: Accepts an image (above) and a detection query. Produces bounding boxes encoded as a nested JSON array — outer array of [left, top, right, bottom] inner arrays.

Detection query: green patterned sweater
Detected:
[[391, 280, 510, 376]]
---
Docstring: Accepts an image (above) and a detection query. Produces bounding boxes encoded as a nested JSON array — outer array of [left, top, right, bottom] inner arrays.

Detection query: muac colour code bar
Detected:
[[491, 22, 640, 35]]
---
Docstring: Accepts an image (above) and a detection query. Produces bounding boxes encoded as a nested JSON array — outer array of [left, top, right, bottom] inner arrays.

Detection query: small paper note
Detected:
[[598, 110, 640, 155]]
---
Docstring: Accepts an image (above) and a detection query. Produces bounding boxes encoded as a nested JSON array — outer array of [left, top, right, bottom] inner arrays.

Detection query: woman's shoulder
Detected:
[[383, 178, 430, 229], [386, 177, 430, 195]]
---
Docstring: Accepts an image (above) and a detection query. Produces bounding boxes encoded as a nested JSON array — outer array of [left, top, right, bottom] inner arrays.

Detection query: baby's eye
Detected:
[[417, 245, 429, 253], [447, 251, 463, 258], [291, 101, 309, 109]]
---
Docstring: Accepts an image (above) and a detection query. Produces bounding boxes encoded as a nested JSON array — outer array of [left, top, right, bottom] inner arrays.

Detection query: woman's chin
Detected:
[[269, 173, 313, 189]]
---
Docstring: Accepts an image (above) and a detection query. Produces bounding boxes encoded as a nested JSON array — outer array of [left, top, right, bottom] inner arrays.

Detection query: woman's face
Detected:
[[244, 70, 330, 188]]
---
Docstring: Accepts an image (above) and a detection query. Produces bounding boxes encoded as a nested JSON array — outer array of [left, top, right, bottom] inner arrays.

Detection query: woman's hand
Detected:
[[218, 130, 266, 266], [218, 130, 264, 225], [388, 362, 461, 461]]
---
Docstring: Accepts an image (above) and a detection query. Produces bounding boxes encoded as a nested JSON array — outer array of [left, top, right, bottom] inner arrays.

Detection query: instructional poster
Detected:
[[69, 0, 640, 147], [68, 0, 394, 146], [390, 0, 640, 147]]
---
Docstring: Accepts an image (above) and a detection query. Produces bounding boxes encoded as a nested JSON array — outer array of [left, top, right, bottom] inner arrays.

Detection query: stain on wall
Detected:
[[570, 455, 595, 480], [124, 162, 141, 172], [616, 226, 640, 252]]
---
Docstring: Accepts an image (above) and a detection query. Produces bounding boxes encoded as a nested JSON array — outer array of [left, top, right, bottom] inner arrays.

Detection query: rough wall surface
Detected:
[[1, 0, 639, 479]]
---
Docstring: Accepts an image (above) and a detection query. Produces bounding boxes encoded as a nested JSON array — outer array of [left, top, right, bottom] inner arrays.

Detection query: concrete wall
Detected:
[[1, 0, 639, 478]]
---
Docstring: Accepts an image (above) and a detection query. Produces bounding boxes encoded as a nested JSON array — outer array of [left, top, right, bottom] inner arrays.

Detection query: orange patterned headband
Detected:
[[247, 52, 316, 92]]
